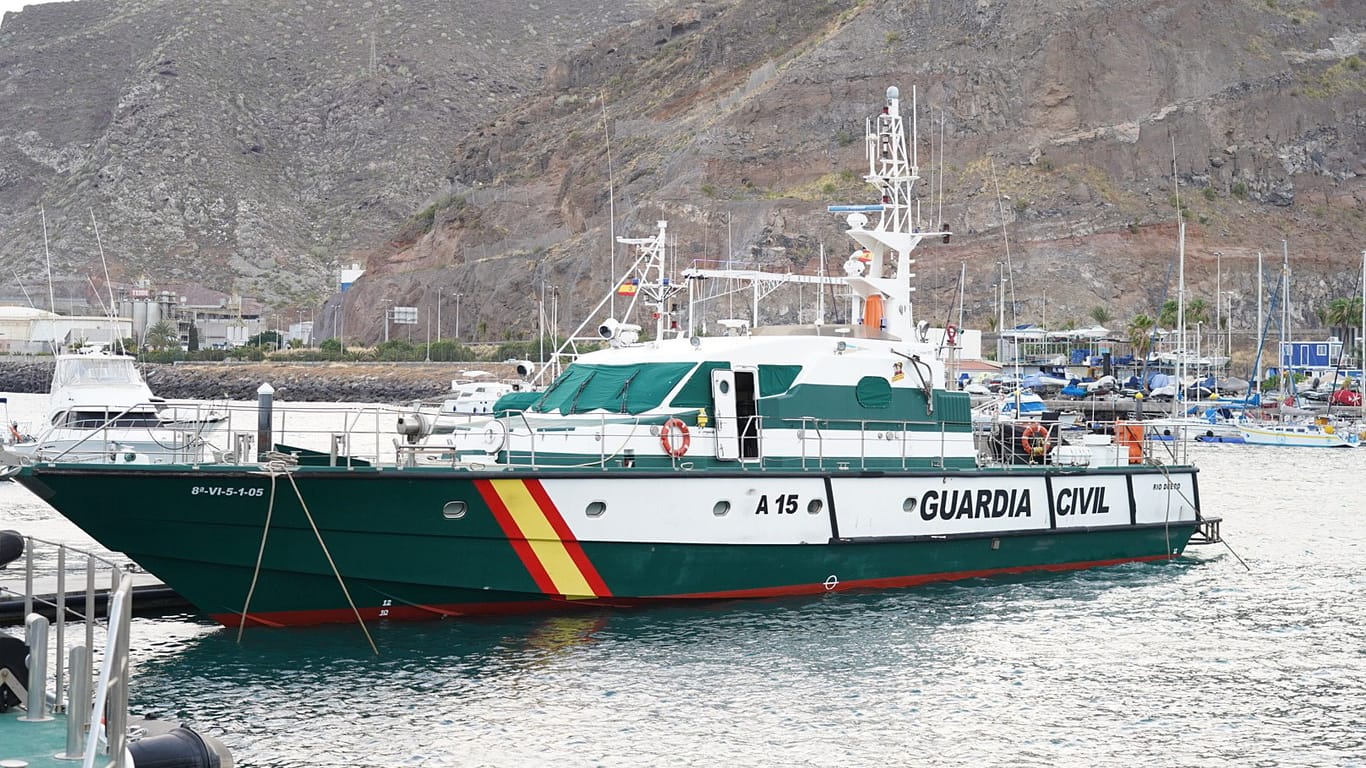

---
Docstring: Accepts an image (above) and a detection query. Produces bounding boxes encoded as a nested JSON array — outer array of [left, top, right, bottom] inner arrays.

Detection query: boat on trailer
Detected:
[[2, 86, 1219, 628]]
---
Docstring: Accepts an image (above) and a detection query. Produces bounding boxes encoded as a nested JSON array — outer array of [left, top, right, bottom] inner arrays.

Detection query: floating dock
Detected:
[[0, 571, 189, 626]]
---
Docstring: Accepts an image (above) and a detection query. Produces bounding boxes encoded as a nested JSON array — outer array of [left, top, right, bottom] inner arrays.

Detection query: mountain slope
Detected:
[[2, 0, 1361, 352], [0, 0, 662, 304], [351, 0, 1362, 348]]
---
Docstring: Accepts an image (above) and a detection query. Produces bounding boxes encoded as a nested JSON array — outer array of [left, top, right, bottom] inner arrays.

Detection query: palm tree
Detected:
[[1088, 306, 1113, 326], [1185, 298, 1210, 326], [1157, 299, 1179, 329], [143, 320, 179, 352], [1324, 296, 1364, 355], [1128, 314, 1156, 358]]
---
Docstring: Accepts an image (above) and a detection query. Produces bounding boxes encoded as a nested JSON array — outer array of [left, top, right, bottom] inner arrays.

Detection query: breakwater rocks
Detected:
[[0, 360, 516, 404]]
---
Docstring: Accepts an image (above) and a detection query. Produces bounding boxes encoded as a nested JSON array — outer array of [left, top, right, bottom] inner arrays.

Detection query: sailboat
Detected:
[[1237, 243, 1360, 447]]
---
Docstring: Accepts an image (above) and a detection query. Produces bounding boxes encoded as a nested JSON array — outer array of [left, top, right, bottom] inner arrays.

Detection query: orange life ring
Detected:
[[660, 417, 691, 458], [1019, 422, 1051, 457]]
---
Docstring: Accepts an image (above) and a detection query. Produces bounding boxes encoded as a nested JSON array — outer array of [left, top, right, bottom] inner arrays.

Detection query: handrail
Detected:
[[7, 397, 1182, 472], [1, 534, 126, 753]]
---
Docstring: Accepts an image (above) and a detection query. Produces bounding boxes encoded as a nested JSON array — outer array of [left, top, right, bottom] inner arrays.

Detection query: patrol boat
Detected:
[[2, 87, 1218, 628]]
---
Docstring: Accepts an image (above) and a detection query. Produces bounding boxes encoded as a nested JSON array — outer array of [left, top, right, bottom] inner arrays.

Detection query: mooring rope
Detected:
[[240, 457, 378, 654], [1154, 461, 1250, 572], [283, 468, 378, 655], [236, 470, 278, 642]]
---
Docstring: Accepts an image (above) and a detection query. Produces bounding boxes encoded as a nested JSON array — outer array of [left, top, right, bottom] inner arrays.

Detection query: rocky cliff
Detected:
[[0, 0, 661, 304], [2, 0, 1362, 351]]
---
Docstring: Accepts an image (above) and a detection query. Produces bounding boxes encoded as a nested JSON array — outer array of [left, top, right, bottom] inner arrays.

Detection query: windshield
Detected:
[[53, 357, 144, 389]]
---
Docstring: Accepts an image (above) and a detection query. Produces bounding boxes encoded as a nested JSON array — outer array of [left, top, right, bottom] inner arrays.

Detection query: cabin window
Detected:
[[442, 501, 467, 519], [52, 357, 144, 389], [670, 361, 731, 408], [62, 410, 161, 429], [586, 501, 607, 518], [807, 499, 823, 515], [713, 500, 731, 516], [855, 376, 892, 409]]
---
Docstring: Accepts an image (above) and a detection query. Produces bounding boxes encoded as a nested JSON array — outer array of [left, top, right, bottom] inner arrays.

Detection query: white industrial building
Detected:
[[0, 305, 133, 354]]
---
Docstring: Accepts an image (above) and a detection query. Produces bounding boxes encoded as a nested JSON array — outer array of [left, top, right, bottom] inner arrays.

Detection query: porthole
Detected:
[[586, 501, 607, 518], [443, 501, 467, 519], [718, 380, 730, 394], [902, 497, 917, 513], [807, 499, 823, 515], [713, 500, 731, 517]]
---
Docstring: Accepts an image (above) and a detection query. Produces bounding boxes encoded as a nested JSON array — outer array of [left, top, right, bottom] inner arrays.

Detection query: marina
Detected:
[[1, 88, 1219, 631], [0, 0, 1362, 763]]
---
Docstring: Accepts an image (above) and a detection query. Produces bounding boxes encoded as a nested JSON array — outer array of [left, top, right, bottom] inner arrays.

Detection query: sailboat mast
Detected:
[[1282, 240, 1290, 397], [1176, 220, 1186, 419], [41, 204, 56, 314], [1171, 138, 1185, 420], [1256, 251, 1263, 392]]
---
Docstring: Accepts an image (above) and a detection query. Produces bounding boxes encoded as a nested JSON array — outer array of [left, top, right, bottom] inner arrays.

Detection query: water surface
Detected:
[[2, 392, 1363, 766]]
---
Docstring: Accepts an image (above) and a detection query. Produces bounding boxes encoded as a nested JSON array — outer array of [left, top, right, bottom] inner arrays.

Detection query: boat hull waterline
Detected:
[[14, 463, 1203, 627]]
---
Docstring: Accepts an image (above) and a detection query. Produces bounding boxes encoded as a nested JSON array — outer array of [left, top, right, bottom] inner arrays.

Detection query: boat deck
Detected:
[[1, 709, 79, 768]]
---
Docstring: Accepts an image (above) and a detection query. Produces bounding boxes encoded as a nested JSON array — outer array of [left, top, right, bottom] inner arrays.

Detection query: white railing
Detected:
[[1, 535, 130, 764], [8, 396, 1177, 472]]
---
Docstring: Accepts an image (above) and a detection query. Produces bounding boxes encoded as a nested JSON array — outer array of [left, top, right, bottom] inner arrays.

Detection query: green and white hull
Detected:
[[13, 462, 1203, 627], [3, 84, 1217, 628]]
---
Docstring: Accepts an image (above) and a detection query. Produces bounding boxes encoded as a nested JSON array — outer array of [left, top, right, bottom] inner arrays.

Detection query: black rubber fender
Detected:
[[0, 633, 29, 712], [129, 726, 232, 768], [0, 529, 23, 569]]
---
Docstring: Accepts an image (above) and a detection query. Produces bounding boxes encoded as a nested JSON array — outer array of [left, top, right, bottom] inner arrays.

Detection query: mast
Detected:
[[827, 85, 942, 342], [816, 243, 825, 326], [1171, 138, 1185, 420], [41, 204, 56, 314], [1175, 220, 1186, 419], [1282, 240, 1290, 400], [602, 94, 616, 318], [1255, 251, 1263, 393]]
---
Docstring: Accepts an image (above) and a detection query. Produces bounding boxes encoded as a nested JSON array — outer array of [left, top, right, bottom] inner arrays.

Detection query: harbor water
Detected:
[[2, 392, 1364, 767]]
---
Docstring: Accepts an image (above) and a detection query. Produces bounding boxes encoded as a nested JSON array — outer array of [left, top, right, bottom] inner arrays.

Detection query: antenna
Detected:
[[90, 209, 117, 320], [816, 243, 825, 325], [41, 204, 55, 313], [989, 158, 1016, 330], [601, 91, 616, 317], [11, 270, 35, 308], [87, 275, 111, 316], [938, 107, 946, 230]]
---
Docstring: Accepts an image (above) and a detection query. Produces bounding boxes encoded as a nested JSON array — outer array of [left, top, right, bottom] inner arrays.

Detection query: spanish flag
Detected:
[[616, 278, 638, 296]]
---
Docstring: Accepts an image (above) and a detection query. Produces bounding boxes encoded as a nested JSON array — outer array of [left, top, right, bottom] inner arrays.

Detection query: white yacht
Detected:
[[2, 351, 225, 463]]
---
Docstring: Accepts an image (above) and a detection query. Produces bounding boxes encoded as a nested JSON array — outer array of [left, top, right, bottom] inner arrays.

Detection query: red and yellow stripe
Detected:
[[476, 478, 611, 599]]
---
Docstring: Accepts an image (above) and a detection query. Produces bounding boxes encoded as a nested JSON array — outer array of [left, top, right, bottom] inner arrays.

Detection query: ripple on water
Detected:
[[4, 437, 1365, 766]]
